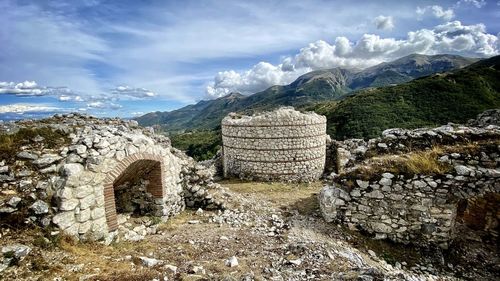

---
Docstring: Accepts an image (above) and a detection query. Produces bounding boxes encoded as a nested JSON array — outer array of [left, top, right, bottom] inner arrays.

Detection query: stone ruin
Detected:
[[319, 109, 500, 248], [221, 107, 327, 182], [0, 114, 227, 241]]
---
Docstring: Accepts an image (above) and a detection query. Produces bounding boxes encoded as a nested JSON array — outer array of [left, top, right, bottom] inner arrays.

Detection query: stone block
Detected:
[[53, 211, 76, 229], [60, 199, 79, 211], [80, 194, 96, 209]]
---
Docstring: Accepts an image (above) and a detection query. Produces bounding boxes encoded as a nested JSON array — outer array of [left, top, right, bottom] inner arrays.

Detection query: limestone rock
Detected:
[[225, 256, 239, 267], [30, 200, 49, 214], [2, 244, 31, 260], [7, 196, 21, 208], [17, 151, 39, 160], [139, 256, 162, 267], [62, 163, 84, 177], [33, 154, 62, 168]]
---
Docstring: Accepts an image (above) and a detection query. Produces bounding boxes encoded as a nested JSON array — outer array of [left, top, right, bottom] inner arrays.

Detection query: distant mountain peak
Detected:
[[136, 53, 481, 132]]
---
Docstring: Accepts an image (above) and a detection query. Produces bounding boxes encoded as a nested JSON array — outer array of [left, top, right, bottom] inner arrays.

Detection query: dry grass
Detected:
[[345, 140, 500, 180], [221, 180, 321, 200], [220, 180, 323, 216], [156, 210, 197, 232], [347, 146, 452, 180]]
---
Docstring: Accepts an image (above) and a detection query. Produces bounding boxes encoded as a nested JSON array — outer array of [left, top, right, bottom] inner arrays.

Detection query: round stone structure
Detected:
[[222, 107, 327, 182]]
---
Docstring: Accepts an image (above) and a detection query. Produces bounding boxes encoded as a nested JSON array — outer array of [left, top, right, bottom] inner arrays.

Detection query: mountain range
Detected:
[[310, 54, 500, 139], [136, 54, 478, 133]]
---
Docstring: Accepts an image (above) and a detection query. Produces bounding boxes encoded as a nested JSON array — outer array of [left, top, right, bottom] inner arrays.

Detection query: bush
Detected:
[[170, 130, 221, 161]]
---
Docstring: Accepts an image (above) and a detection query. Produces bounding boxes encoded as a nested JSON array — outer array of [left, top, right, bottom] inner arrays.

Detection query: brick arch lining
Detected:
[[103, 153, 165, 231]]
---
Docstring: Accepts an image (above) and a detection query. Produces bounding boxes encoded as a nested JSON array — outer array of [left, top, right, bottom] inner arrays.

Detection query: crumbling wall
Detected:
[[319, 111, 500, 247], [222, 107, 327, 182], [0, 114, 226, 241]]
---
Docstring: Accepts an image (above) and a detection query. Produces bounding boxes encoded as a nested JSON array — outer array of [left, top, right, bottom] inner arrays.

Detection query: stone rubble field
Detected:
[[1, 180, 487, 281]]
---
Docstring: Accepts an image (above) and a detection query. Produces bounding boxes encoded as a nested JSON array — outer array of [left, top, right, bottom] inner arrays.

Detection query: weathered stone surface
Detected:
[[0, 113, 228, 243], [1, 244, 31, 260], [30, 200, 49, 214], [53, 211, 76, 229], [139, 256, 162, 267], [320, 110, 500, 247], [225, 256, 239, 267], [17, 151, 39, 160], [356, 180, 369, 189], [33, 154, 62, 168], [60, 199, 79, 211], [454, 165, 472, 176], [222, 107, 326, 183], [7, 196, 21, 208], [62, 163, 84, 177]]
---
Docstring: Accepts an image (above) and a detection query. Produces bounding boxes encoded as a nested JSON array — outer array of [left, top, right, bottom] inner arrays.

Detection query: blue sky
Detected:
[[0, 0, 499, 120]]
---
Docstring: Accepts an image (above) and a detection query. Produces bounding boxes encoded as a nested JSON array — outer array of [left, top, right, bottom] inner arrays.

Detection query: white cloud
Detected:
[[86, 101, 122, 110], [456, 0, 486, 8], [206, 21, 498, 98], [111, 86, 157, 99], [373, 15, 394, 30], [58, 95, 83, 102], [0, 80, 74, 97], [417, 5, 455, 21], [0, 103, 62, 114]]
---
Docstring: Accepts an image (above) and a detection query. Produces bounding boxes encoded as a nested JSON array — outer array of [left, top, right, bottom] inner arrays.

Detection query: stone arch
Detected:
[[454, 192, 500, 240], [103, 153, 165, 231]]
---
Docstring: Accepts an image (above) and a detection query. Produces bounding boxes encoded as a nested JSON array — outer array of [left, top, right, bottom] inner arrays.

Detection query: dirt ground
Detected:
[[0, 180, 497, 281]]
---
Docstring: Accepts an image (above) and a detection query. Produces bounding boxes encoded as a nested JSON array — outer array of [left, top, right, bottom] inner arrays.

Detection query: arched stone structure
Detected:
[[103, 153, 165, 231], [51, 128, 186, 241], [0, 114, 225, 243]]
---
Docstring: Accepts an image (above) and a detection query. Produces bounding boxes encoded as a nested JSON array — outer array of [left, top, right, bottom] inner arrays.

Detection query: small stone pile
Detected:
[[114, 179, 158, 216], [175, 149, 228, 210]]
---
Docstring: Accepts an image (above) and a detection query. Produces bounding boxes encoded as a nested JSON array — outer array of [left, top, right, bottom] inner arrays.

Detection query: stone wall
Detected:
[[319, 113, 500, 248], [0, 114, 226, 241], [222, 107, 327, 182], [326, 117, 500, 176]]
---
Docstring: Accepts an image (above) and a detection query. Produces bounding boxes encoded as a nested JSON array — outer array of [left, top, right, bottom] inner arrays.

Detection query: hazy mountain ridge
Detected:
[[136, 54, 478, 133]]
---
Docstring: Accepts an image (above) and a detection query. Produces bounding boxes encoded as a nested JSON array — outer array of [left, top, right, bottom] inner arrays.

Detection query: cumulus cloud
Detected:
[[206, 21, 498, 98], [417, 5, 455, 21], [0, 80, 75, 99], [373, 15, 394, 30], [0, 104, 63, 114], [111, 86, 157, 99]]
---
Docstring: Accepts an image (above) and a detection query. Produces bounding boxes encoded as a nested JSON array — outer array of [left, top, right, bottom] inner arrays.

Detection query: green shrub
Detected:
[[170, 130, 221, 161]]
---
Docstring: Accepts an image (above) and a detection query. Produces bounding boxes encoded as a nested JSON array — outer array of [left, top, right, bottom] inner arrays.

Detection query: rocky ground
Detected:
[[1, 180, 497, 281]]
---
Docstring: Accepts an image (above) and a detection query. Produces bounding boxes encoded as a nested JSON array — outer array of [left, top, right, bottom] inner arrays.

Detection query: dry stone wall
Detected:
[[0, 114, 226, 242], [319, 112, 500, 248], [326, 110, 500, 176], [222, 107, 326, 182]]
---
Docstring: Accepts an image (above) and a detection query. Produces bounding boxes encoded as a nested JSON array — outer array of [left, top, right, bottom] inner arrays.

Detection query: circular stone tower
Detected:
[[221, 107, 327, 182]]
